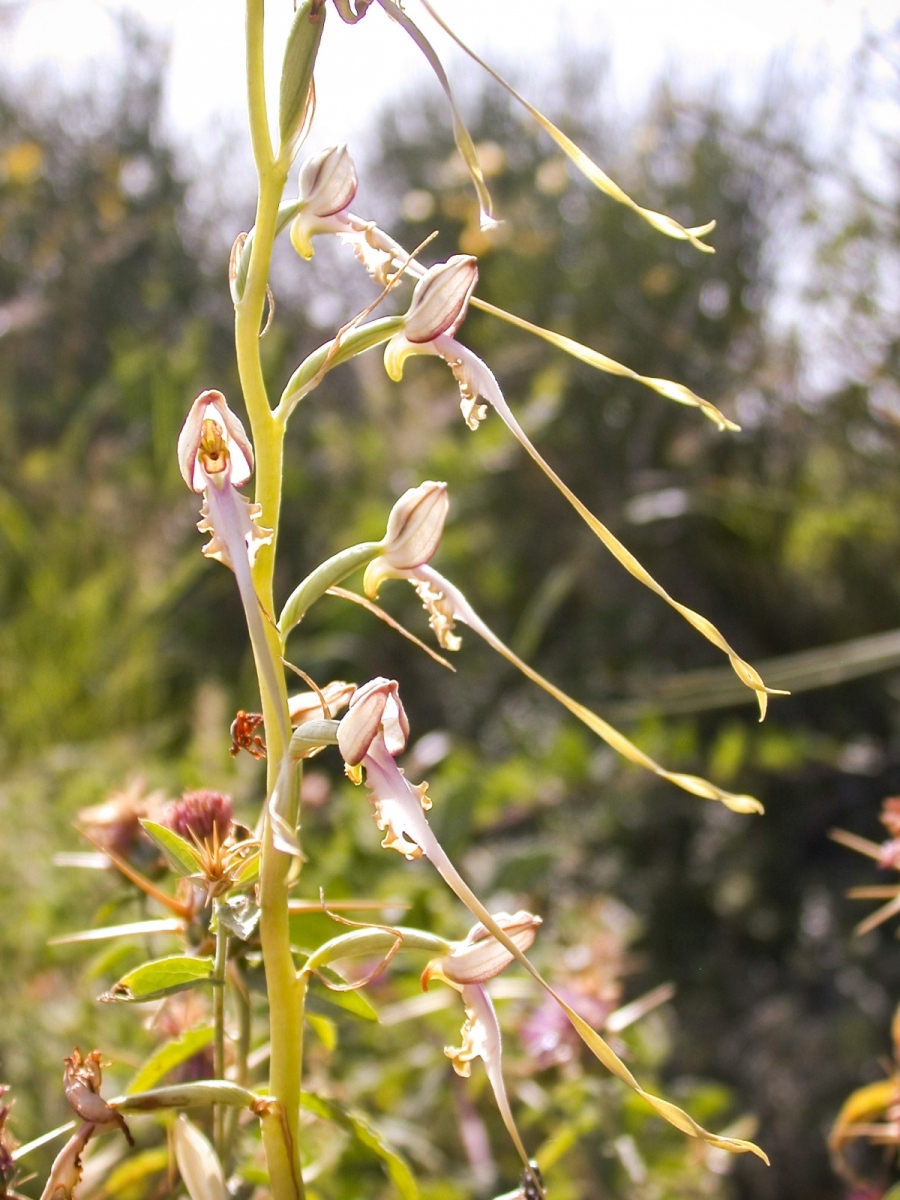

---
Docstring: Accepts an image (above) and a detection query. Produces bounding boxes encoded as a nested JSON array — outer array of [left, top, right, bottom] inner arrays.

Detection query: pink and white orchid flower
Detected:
[[336, 677, 767, 1163], [289, 145, 426, 283], [177, 390, 270, 571], [178, 391, 286, 754], [421, 913, 544, 1190], [289, 145, 360, 260]]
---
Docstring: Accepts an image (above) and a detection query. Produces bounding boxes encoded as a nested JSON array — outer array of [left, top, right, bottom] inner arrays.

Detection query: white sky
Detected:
[[4, 0, 897, 151]]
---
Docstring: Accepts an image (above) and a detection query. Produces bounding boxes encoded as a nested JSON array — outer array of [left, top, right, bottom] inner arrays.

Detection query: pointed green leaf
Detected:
[[126, 1027, 215, 1094], [141, 820, 203, 876], [101, 955, 215, 1003], [300, 1092, 418, 1200]]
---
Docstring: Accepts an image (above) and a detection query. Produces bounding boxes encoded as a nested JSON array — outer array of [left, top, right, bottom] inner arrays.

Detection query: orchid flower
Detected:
[[288, 680, 356, 727], [336, 678, 767, 1162], [178, 392, 300, 856], [383, 258, 782, 719], [288, 143, 412, 283], [421, 913, 544, 1190], [177, 391, 286, 748], [407, 0, 715, 250]]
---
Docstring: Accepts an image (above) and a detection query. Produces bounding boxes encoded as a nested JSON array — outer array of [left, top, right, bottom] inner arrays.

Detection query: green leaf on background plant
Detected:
[[49, 917, 185, 946], [126, 1026, 215, 1093], [100, 1146, 170, 1196], [882, 1188, 900, 1200], [305, 1012, 337, 1052], [308, 967, 379, 1021], [140, 820, 202, 875], [300, 1092, 418, 1200], [217, 894, 260, 941], [85, 940, 146, 981], [101, 955, 215, 1002]]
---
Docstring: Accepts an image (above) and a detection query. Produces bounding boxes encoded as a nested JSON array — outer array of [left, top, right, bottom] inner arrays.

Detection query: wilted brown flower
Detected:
[[0, 1087, 17, 1198], [63, 1050, 132, 1146], [77, 779, 168, 859], [39, 1123, 94, 1200]]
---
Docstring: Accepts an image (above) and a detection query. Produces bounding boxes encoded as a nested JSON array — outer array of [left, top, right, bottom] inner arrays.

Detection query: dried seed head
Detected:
[[163, 792, 234, 846]]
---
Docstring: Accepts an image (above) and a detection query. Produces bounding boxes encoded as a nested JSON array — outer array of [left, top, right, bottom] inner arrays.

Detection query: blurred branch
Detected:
[[608, 628, 900, 720]]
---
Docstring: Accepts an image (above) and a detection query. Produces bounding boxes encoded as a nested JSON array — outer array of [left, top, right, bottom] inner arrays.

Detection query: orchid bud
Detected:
[[364, 482, 448, 598], [277, 0, 325, 162], [337, 678, 409, 766], [421, 912, 542, 989], [290, 145, 358, 259], [177, 391, 253, 493], [402, 256, 477, 345], [173, 1116, 226, 1200]]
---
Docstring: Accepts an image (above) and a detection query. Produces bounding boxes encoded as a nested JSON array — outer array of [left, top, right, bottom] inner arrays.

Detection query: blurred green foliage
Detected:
[[2, 19, 900, 1200]]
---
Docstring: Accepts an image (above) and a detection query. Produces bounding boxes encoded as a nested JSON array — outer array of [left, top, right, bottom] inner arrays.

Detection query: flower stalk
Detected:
[[236, 6, 305, 1199]]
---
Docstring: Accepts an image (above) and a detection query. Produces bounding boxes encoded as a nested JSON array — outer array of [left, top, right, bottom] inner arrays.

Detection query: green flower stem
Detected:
[[224, 962, 252, 1169], [239, 6, 305, 1200], [212, 900, 229, 1163], [246, 0, 273, 176]]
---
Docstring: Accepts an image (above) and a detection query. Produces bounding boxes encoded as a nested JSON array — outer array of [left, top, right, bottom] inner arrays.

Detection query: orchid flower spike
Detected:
[[290, 145, 359, 259], [336, 680, 767, 1163], [384, 258, 781, 718], [422, 913, 544, 1189]]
